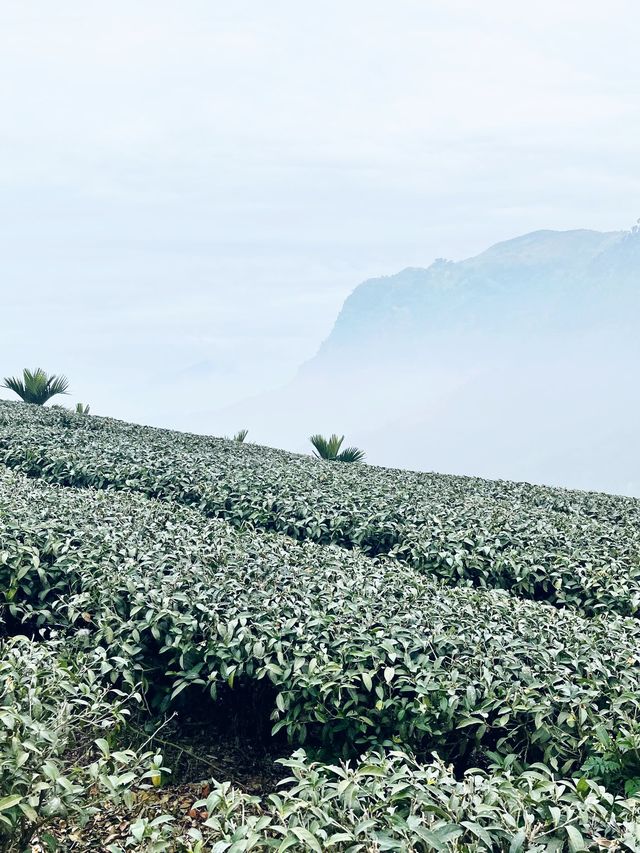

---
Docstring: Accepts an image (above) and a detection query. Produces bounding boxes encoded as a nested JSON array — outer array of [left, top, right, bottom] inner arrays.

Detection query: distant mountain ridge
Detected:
[[308, 228, 635, 368], [212, 225, 640, 497]]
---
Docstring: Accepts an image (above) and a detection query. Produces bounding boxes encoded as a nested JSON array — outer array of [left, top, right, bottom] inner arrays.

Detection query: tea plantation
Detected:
[[1, 400, 640, 851]]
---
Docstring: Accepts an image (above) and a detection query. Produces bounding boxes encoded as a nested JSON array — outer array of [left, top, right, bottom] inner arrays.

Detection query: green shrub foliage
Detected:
[[0, 400, 639, 618], [2, 467, 640, 779], [0, 636, 164, 852], [1, 400, 640, 849]]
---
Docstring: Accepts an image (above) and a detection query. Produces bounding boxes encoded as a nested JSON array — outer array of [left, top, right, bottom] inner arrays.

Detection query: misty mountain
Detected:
[[212, 227, 640, 496], [311, 228, 637, 361]]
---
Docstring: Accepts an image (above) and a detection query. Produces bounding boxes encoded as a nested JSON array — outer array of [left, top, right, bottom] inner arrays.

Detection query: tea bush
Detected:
[[0, 634, 163, 852], [2, 401, 640, 849], [184, 749, 640, 852], [105, 749, 640, 852], [2, 468, 640, 786], [1, 400, 639, 618]]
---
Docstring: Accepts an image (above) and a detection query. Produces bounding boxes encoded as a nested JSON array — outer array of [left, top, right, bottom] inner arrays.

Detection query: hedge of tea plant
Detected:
[[104, 749, 640, 852], [2, 402, 640, 848], [6, 629, 638, 852], [3, 467, 640, 792], [1, 400, 639, 619], [0, 634, 168, 852], [164, 749, 640, 852], [3, 633, 639, 849]]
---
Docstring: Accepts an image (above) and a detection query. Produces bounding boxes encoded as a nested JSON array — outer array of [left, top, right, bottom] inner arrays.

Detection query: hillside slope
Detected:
[[2, 402, 640, 849], [2, 400, 639, 616]]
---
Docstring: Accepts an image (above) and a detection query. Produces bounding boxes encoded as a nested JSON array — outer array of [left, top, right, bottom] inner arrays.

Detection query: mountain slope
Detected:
[[212, 226, 640, 496], [311, 228, 629, 363]]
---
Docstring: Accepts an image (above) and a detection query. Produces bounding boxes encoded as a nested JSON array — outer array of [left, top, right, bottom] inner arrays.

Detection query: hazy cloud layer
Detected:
[[1, 1, 639, 437]]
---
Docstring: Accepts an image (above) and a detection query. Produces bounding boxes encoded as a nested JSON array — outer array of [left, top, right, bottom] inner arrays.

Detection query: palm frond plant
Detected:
[[2, 368, 69, 405], [336, 444, 366, 463], [310, 433, 343, 460], [233, 429, 248, 443], [75, 403, 91, 414], [310, 433, 365, 463]]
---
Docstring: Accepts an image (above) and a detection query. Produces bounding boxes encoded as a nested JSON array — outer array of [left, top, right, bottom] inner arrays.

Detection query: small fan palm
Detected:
[[335, 444, 366, 463], [2, 368, 70, 405], [75, 403, 91, 414], [233, 428, 248, 442], [310, 433, 365, 463]]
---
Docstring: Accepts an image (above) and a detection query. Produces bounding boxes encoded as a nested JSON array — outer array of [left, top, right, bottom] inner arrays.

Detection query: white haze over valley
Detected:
[[214, 228, 640, 497], [1, 1, 639, 495]]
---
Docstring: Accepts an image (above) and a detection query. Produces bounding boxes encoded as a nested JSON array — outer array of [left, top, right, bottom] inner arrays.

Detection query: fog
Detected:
[[1, 2, 639, 495], [209, 229, 640, 497]]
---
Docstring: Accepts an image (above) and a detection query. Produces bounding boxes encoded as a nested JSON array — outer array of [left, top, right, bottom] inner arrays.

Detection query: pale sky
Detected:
[[1, 1, 639, 429]]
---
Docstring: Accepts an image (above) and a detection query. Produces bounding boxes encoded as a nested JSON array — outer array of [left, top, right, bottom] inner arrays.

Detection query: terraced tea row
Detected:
[[4, 633, 639, 851], [0, 634, 145, 849], [1, 400, 639, 618], [2, 466, 640, 787]]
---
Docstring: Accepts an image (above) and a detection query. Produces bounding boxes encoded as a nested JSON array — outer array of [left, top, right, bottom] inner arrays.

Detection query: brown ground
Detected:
[[31, 716, 289, 852]]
